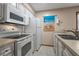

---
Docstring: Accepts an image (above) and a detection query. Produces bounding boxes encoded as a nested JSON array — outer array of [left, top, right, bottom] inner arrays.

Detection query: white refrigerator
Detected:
[[36, 18, 42, 50]]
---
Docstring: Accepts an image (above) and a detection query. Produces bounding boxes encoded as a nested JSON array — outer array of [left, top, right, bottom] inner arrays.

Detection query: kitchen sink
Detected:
[[58, 34, 79, 40], [2, 34, 30, 39]]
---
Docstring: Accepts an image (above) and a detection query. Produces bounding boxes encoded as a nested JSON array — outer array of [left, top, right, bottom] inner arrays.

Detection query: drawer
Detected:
[[0, 43, 14, 56], [2, 52, 13, 56]]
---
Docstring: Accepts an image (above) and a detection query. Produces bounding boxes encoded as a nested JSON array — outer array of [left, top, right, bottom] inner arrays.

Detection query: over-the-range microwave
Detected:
[[0, 3, 25, 25]]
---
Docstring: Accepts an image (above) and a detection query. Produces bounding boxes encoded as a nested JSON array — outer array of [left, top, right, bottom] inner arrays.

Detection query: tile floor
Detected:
[[33, 46, 55, 56]]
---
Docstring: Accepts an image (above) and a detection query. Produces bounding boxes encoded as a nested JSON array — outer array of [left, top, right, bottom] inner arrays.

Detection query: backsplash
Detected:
[[0, 23, 24, 33]]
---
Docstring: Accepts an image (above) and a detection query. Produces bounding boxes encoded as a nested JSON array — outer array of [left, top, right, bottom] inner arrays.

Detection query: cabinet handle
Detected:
[[5, 50, 8, 52]]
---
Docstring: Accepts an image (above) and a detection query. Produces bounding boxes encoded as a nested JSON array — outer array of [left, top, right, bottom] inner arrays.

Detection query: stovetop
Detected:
[[1, 34, 30, 40]]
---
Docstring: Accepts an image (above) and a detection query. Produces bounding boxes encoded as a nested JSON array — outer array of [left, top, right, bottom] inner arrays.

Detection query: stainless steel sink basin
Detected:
[[58, 34, 79, 40]]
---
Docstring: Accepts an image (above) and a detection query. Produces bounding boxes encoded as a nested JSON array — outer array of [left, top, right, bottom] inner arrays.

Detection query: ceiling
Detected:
[[29, 3, 79, 12]]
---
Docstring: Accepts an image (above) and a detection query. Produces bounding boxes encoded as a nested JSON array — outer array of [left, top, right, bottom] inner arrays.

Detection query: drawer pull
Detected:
[[5, 50, 8, 52]]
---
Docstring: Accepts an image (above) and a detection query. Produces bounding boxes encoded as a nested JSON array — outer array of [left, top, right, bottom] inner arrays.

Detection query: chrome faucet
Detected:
[[65, 30, 79, 37]]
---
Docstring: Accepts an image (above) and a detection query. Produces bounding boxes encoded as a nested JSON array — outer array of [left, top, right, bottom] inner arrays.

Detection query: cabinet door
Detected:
[[21, 5, 29, 25], [0, 43, 14, 56], [30, 36, 33, 54], [52, 33, 55, 46], [57, 40, 64, 56], [54, 35, 58, 56], [10, 3, 17, 8], [17, 4, 25, 12], [24, 12, 30, 25], [0, 4, 3, 19]]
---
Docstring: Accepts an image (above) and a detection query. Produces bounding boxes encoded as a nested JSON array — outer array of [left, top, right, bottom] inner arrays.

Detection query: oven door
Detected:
[[17, 37, 32, 56]]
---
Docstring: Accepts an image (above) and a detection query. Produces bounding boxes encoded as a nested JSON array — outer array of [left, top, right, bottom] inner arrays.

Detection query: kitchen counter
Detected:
[[55, 33, 79, 55], [0, 33, 32, 47], [0, 38, 16, 47]]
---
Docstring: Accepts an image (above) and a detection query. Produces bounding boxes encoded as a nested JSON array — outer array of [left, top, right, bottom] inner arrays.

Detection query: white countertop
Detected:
[[55, 33, 79, 55], [0, 38, 16, 47]]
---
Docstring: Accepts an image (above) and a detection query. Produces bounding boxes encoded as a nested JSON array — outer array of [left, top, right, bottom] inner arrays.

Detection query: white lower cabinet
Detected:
[[54, 35, 75, 56], [53, 35, 58, 56], [57, 40, 64, 56], [54, 35, 64, 56], [0, 43, 14, 56]]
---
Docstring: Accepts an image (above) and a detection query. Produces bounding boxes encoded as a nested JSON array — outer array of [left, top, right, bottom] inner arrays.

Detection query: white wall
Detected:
[[36, 7, 79, 30]]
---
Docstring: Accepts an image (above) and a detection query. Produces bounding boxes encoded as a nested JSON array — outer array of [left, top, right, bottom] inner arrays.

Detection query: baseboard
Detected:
[[41, 44, 54, 47]]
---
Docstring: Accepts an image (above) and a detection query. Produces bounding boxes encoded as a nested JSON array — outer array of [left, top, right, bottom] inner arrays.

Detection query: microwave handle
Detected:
[[0, 4, 3, 19]]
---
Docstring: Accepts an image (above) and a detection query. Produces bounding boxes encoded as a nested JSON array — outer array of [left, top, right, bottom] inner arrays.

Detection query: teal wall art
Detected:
[[43, 15, 56, 32]]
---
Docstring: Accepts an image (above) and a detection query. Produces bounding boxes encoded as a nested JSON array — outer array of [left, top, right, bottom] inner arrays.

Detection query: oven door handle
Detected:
[[17, 38, 28, 44], [18, 42, 22, 44], [18, 37, 29, 42]]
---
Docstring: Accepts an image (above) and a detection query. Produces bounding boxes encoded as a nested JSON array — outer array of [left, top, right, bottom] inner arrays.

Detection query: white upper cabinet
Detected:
[[17, 4, 30, 25], [17, 4, 25, 13], [10, 3, 17, 8], [23, 6, 30, 25], [24, 11, 30, 25]]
